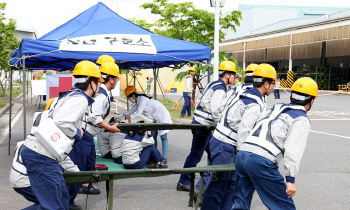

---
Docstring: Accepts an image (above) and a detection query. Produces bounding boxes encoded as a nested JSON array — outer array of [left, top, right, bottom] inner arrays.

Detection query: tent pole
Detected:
[[26, 71, 28, 104], [31, 70, 33, 104], [133, 71, 136, 87], [8, 68, 13, 155], [23, 59, 26, 139], [126, 69, 129, 110], [208, 60, 211, 83], [153, 63, 157, 100]]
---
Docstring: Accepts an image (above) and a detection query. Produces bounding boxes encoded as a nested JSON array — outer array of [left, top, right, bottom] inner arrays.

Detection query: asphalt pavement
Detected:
[[0, 90, 350, 209]]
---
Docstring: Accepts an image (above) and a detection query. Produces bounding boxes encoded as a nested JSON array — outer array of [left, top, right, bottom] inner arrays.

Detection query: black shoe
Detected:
[[154, 162, 168, 168], [78, 187, 101, 195], [193, 188, 202, 206], [161, 158, 167, 164], [69, 204, 82, 210], [180, 116, 185, 118], [177, 182, 191, 192]]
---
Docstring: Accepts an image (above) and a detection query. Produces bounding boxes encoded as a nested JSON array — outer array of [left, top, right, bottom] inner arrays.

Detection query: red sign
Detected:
[[51, 133, 60, 142]]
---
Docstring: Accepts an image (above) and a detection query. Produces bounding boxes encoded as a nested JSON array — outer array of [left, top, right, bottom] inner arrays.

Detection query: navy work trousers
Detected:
[[181, 92, 192, 117], [68, 131, 96, 206], [14, 186, 40, 210], [179, 119, 213, 185], [233, 151, 295, 210], [201, 137, 237, 210], [21, 146, 69, 210]]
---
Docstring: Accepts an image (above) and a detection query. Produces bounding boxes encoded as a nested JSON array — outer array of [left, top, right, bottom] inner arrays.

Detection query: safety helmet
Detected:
[[244, 64, 258, 75], [218, 61, 237, 73], [96, 55, 115, 65], [189, 67, 196, 72], [125, 86, 137, 97], [291, 77, 318, 98], [73, 60, 104, 83], [100, 62, 120, 80], [253, 63, 277, 81]]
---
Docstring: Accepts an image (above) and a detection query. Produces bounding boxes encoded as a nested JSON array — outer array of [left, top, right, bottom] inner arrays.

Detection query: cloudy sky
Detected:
[[4, 0, 350, 37]]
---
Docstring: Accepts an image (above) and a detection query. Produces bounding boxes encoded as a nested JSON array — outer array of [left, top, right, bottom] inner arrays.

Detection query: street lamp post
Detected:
[[210, 0, 225, 81]]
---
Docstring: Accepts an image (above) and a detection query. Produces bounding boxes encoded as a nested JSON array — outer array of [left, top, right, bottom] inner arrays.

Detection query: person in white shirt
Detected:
[[120, 121, 167, 169], [180, 67, 196, 118], [123, 86, 172, 164]]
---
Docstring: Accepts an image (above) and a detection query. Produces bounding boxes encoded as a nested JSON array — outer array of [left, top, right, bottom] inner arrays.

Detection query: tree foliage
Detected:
[[140, 0, 242, 88], [0, 3, 20, 94]]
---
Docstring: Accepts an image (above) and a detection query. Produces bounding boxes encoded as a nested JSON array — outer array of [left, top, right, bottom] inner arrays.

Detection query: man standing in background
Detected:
[[180, 67, 196, 118], [146, 77, 153, 95]]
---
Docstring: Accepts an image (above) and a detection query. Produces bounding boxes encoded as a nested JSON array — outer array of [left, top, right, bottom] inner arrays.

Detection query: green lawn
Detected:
[[0, 88, 24, 98], [0, 99, 9, 109], [119, 90, 194, 120]]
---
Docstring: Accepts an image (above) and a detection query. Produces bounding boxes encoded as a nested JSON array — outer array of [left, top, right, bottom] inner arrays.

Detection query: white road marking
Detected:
[[310, 130, 350, 140], [0, 107, 24, 145]]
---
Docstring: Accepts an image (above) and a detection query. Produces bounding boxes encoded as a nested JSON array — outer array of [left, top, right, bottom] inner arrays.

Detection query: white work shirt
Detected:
[[97, 131, 126, 158], [124, 95, 172, 136], [185, 76, 193, 93], [83, 83, 111, 136], [241, 104, 310, 178], [121, 133, 155, 165]]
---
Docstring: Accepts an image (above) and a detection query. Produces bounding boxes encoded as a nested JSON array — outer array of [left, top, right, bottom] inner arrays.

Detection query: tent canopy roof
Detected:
[[10, 2, 211, 70]]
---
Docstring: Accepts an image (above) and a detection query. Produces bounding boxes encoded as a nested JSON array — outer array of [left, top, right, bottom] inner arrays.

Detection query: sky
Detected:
[[4, 0, 350, 37]]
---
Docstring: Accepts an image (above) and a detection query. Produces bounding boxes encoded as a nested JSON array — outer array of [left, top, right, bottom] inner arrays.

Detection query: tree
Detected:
[[0, 3, 20, 95], [140, 0, 242, 98]]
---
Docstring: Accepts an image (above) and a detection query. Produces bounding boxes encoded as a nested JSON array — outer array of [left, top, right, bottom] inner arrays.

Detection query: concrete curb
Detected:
[[15, 90, 29, 99], [117, 98, 192, 123], [0, 102, 14, 117]]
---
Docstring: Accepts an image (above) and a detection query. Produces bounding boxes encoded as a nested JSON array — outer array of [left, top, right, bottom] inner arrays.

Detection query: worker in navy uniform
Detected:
[[180, 67, 196, 118], [233, 77, 318, 210], [200, 64, 277, 210], [9, 141, 80, 210], [20, 60, 104, 210], [120, 121, 168, 169], [221, 64, 258, 111], [177, 61, 237, 191], [68, 57, 120, 210]]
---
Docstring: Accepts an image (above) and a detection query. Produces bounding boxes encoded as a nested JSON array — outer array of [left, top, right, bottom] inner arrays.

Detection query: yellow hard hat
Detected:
[[189, 67, 196, 72], [96, 55, 115, 65], [253, 63, 277, 81], [100, 62, 120, 79], [125, 86, 137, 97], [244, 64, 258, 74], [291, 77, 318, 98], [219, 61, 237, 73], [73, 60, 104, 83]]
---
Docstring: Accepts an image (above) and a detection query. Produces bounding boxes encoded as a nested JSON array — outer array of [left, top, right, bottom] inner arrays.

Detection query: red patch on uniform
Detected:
[[51, 133, 60, 142]]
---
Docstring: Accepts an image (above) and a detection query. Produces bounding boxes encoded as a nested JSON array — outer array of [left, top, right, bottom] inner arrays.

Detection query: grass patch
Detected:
[[119, 90, 194, 120], [0, 88, 23, 98], [0, 99, 9, 109]]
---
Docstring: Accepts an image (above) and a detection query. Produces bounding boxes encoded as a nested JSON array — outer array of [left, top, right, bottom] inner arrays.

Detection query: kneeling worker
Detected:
[[121, 121, 167, 169], [233, 77, 318, 210]]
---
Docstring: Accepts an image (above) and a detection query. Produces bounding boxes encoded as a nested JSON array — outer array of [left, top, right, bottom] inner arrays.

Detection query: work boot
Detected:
[[180, 115, 185, 118], [161, 158, 167, 164], [177, 182, 191, 192], [193, 188, 202, 206], [154, 162, 168, 168], [69, 204, 82, 210], [78, 187, 101, 195]]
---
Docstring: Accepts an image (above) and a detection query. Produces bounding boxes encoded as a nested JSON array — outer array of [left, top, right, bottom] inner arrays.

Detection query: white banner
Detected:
[[31, 80, 46, 96], [111, 81, 120, 97], [59, 34, 157, 54]]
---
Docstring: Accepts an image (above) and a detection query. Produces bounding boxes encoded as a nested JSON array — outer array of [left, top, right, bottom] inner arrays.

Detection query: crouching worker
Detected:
[[121, 121, 168, 169], [97, 118, 126, 164], [233, 77, 318, 210], [10, 141, 80, 209], [20, 60, 103, 210]]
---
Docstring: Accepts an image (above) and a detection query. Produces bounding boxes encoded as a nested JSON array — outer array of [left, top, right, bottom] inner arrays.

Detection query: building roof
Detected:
[[223, 5, 349, 42]]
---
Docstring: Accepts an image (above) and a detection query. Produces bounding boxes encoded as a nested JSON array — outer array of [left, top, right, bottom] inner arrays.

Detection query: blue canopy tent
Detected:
[[8, 2, 211, 154]]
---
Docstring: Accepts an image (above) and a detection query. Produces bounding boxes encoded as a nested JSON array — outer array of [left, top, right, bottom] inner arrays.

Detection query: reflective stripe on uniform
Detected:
[[244, 104, 305, 157], [194, 109, 214, 120], [12, 141, 27, 175]]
